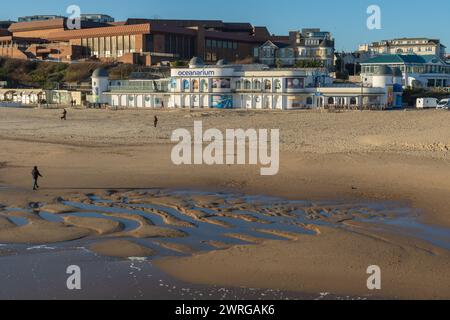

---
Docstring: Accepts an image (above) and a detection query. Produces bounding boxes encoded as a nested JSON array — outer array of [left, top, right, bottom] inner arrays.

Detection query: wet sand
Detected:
[[0, 108, 449, 299]]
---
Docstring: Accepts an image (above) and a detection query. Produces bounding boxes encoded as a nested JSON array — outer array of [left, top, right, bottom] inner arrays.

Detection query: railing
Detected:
[[109, 85, 168, 92]]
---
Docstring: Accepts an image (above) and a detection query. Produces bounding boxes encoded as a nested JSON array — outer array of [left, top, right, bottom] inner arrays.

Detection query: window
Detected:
[[264, 80, 272, 91], [93, 38, 99, 55], [183, 80, 190, 91], [274, 79, 281, 90], [111, 36, 117, 57], [212, 40, 217, 48], [124, 35, 130, 53], [130, 35, 136, 52], [117, 36, 124, 56], [235, 80, 242, 90], [328, 97, 335, 105], [105, 37, 111, 56], [201, 79, 208, 91], [350, 97, 357, 105], [244, 80, 252, 90], [254, 80, 261, 90], [233, 42, 238, 50], [206, 39, 212, 48], [99, 37, 105, 57], [192, 80, 199, 91]]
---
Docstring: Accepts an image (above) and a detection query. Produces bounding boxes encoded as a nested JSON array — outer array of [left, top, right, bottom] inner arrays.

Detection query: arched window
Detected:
[[183, 80, 190, 91], [264, 80, 272, 91], [328, 97, 335, 105], [306, 97, 313, 105], [235, 80, 242, 90], [192, 80, 199, 91], [244, 80, 252, 90], [350, 97, 357, 105], [274, 79, 281, 90], [200, 79, 207, 91], [254, 80, 261, 90]]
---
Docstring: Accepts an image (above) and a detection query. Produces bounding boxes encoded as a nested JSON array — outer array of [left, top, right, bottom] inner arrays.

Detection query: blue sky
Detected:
[[1, 0, 449, 51]]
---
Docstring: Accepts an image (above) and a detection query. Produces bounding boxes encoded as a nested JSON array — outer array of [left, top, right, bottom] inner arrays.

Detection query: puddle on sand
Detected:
[[0, 244, 367, 300], [0, 188, 449, 299]]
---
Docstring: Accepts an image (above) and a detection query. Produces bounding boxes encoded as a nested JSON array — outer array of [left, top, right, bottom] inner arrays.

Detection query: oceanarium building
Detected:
[[93, 57, 402, 109]]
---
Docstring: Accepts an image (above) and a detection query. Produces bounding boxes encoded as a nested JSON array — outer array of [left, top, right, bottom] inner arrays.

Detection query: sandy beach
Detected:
[[0, 107, 449, 299]]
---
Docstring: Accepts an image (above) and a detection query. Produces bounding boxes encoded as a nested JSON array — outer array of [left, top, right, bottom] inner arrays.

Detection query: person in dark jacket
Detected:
[[61, 109, 67, 120], [154, 116, 158, 128], [32, 166, 43, 191]]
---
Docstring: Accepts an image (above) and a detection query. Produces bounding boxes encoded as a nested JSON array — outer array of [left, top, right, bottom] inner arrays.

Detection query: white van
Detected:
[[416, 97, 438, 109], [437, 99, 450, 110]]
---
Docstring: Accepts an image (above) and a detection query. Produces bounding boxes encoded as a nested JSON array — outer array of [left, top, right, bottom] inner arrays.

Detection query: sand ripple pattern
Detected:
[[0, 189, 413, 258]]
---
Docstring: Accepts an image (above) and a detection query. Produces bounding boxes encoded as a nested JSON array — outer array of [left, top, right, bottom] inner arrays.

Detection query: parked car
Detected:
[[436, 98, 450, 110], [416, 98, 438, 109]]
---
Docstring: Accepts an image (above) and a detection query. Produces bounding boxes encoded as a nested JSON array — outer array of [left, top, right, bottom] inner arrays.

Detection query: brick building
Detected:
[[0, 18, 286, 66]]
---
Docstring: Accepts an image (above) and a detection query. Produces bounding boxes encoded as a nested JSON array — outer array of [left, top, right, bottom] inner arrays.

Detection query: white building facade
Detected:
[[360, 38, 447, 59], [92, 57, 398, 110], [169, 64, 331, 110]]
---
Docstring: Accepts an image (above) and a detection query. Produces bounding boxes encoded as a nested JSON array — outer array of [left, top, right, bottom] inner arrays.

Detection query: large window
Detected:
[[212, 78, 231, 89], [99, 37, 105, 57], [93, 38, 99, 55], [117, 36, 124, 56], [124, 35, 130, 53], [105, 37, 111, 56], [144, 34, 154, 52], [130, 35, 136, 52], [254, 80, 262, 90], [111, 36, 117, 57]]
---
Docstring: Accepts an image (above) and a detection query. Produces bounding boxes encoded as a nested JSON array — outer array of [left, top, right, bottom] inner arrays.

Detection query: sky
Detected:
[[1, 0, 449, 52]]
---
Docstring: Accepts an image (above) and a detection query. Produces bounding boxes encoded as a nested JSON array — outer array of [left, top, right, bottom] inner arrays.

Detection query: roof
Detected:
[[189, 57, 205, 67], [260, 40, 291, 49], [361, 54, 449, 65], [92, 68, 109, 78], [9, 19, 66, 32], [46, 23, 153, 41], [362, 54, 426, 64]]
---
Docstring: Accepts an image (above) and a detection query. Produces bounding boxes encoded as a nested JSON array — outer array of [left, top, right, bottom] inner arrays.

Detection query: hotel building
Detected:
[[94, 57, 401, 110], [361, 54, 450, 88], [255, 29, 335, 71], [359, 38, 447, 60]]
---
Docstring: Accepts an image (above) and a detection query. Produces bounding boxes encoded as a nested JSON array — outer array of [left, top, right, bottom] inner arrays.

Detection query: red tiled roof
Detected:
[[46, 22, 199, 41], [47, 23, 152, 40]]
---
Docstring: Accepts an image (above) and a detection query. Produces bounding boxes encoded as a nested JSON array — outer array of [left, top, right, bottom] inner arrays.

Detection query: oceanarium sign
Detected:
[[177, 70, 215, 77], [172, 68, 234, 78]]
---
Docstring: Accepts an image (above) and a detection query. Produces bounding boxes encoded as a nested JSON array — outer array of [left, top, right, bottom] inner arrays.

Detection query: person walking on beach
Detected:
[[154, 116, 158, 128], [61, 109, 67, 121], [32, 166, 43, 191]]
